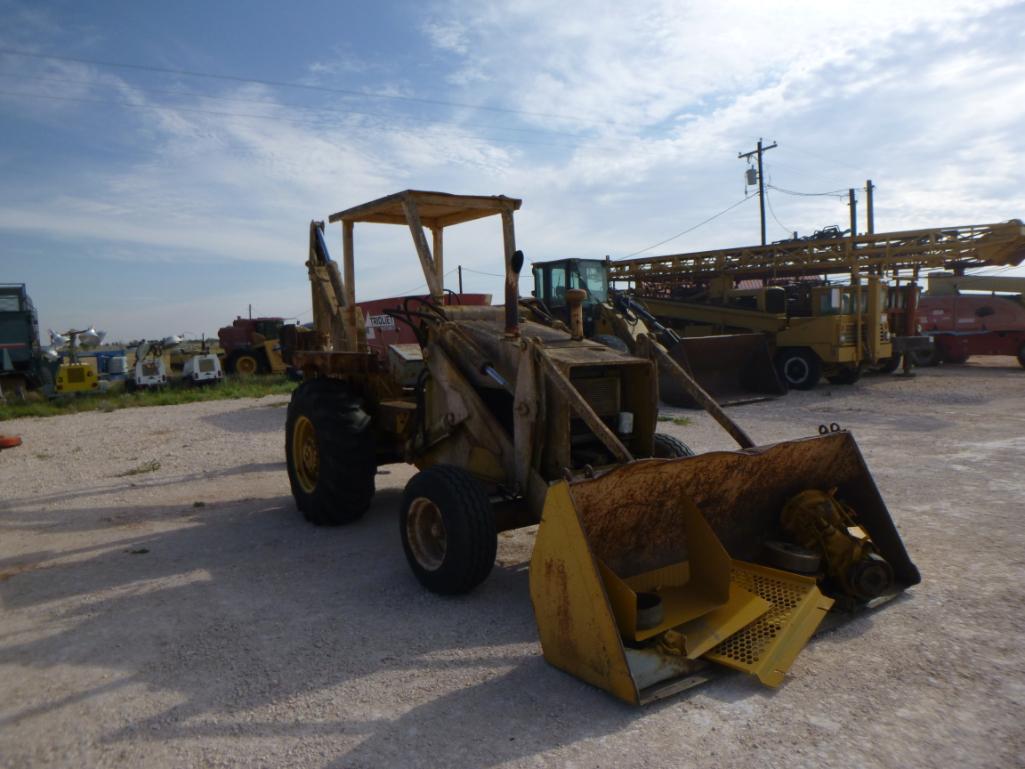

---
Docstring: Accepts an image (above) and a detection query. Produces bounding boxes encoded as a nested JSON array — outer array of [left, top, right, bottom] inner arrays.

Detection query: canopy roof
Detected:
[[328, 189, 522, 228]]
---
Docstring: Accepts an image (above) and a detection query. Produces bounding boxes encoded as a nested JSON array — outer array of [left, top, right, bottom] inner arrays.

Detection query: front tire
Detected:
[[652, 432, 695, 458], [227, 349, 266, 376], [400, 465, 496, 595], [285, 379, 376, 526], [775, 348, 821, 390]]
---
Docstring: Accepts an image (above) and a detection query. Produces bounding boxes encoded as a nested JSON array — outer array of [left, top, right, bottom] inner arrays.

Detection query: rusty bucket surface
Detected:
[[529, 431, 919, 704], [660, 332, 786, 408]]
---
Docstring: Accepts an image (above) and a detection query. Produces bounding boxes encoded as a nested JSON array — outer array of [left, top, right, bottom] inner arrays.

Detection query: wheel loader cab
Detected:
[[532, 258, 609, 334]]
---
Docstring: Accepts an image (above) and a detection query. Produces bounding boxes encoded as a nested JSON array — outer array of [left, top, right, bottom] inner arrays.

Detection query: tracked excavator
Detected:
[[283, 190, 919, 704]]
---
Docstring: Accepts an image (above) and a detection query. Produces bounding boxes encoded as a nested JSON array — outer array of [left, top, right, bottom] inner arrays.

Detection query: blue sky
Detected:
[[2, 0, 1024, 340]]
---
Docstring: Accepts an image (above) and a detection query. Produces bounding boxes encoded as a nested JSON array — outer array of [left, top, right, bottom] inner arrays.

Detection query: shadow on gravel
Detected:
[[2, 489, 629, 767], [0, 461, 287, 520], [200, 404, 289, 434], [1, 480, 797, 768]]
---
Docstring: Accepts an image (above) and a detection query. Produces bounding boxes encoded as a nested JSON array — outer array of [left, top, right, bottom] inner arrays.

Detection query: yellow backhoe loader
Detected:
[[284, 190, 919, 704]]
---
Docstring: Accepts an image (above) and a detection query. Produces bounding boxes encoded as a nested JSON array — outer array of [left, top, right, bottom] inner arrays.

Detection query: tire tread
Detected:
[[286, 379, 376, 526], [400, 464, 496, 595]]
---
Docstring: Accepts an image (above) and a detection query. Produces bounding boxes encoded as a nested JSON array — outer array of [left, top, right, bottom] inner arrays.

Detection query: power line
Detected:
[[0, 47, 613, 126], [460, 266, 531, 280], [0, 70, 583, 141], [0, 88, 579, 151], [396, 268, 459, 297], [764, 188, 794, 237], [617, 193, 757, 259], [767, 183, 849, 198]]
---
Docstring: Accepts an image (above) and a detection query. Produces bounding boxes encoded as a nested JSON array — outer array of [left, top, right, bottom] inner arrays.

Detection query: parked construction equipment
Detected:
[[915, 272, 1025, 367], [608, 220, 1025, 387], [53, 328, 106, 395], [218, 317, 289, 375], [126, 339, 176, 390], [529, 258, 785, 406], [0, 284, 55, 401], [282, 189, 919, 704]]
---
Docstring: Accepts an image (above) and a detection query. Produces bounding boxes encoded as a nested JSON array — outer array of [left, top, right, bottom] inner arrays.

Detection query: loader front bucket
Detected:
[[529, 430, 919, 705], [659, 332, 786, 408]]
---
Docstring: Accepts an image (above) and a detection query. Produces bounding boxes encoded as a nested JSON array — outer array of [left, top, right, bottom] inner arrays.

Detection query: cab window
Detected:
[[570, 261, 609, 304]]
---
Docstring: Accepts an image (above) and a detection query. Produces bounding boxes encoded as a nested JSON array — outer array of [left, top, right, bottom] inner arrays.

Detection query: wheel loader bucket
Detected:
[[659, 332, 786, 408], [529, 430, 919, 705]]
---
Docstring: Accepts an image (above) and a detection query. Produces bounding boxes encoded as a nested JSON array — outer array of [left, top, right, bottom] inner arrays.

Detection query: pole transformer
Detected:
[[738, 138, 778, 246]]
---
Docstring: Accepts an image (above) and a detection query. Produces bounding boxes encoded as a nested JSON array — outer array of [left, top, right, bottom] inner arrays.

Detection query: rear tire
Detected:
[[1018, 342, 1025, 369], [652, 432, 694, 458], [775, 348, 821, 390], [285, 379, 376, 526], [400, 465, 496, 595]]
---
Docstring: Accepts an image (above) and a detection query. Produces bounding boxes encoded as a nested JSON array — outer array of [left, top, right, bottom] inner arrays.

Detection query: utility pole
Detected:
[[865, 179, 875, 234], [848, 188, 857, 237], [458, 265, 463, 293], [738, 138, 778, 246]]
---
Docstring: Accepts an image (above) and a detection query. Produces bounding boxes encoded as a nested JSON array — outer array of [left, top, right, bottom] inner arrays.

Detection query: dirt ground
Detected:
[[1, 358, 1023, 769]]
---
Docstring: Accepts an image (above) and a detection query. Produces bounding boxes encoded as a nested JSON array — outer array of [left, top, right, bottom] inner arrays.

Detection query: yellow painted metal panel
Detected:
[[597, 493, 732, 642], [529, 481, 639, 705], [703, 561, 835, 687], [670, 583, 772, 659]]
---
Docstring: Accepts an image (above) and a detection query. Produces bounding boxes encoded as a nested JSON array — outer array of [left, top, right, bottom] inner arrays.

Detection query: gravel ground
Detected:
[[1, 358, 1023, 768]]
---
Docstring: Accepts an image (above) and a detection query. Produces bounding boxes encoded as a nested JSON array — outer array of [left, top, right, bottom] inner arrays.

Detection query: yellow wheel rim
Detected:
[[406, 497, 447, 571], [292, 415, 319, 493], [236, 355, 259, 375]]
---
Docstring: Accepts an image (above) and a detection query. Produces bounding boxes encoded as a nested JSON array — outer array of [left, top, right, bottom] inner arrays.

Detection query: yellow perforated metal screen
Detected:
[[703, 561, 834, 686]]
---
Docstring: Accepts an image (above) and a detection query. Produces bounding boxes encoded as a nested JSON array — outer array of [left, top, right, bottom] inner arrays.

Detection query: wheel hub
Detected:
[[784, 357, 809, 384], [407, 497, 447, 571], [237, 355, 258, 375], [292, 415, 319, 493]]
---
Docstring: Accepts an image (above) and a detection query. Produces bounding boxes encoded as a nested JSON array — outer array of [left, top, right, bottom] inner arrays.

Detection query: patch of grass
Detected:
[[0, 375, 297, 421], [34, 451, 52, 460], [657, 415, 693, 426], [118, 459, 161, 477]]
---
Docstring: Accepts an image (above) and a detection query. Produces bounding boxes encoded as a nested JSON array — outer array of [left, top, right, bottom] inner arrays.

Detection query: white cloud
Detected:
[[423, 19, 470, 55], [3, 0, 1025, 338]]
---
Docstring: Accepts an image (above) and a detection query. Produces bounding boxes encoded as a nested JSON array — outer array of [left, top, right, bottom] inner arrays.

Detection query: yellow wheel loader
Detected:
[[284, 190, 919, 704]]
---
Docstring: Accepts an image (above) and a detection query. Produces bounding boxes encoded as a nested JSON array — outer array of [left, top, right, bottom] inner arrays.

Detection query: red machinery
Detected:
[[917, 273, 1025, 367], [356, 294, 491, 362]]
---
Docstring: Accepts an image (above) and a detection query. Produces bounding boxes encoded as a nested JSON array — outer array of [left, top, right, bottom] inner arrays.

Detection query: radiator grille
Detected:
[[571, 374, 621, 416]]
